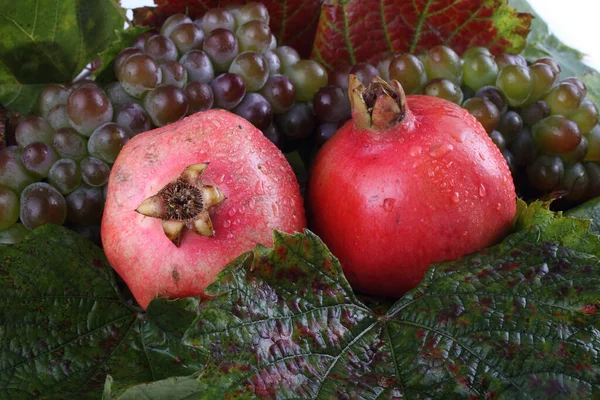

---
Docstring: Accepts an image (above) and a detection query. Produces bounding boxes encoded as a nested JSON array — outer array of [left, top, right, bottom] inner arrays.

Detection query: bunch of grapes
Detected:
[[0, 2, 328, 243], [314, 46, 600, 205]]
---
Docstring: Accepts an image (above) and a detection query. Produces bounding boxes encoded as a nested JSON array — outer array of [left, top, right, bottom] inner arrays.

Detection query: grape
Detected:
[[462, 97, 500, 133], [489, 130, 507, 151], [66, 185, 105, 224], [114, 103, 152, 136], [532, 115, 582, 154], [144, 34, 178, 64], [527, 154, 564, 191], [474, 85, 508, 115], [423, 45, 462, 85], [200, 8, 236, 34], [527, 63, 556, 103], [203, 29, 240, 72], [544, 82, 583, 116], [509, 128, 537, 167], [80, 157, 111, 187], [132, 30, 159, 51], [236, 20, 272, 53], [160, 13, 193, 38], [87, 122, 130, 164], [329, 63, 353, 91], [52, 127, 89, 160], [114, 47, 143, 76], [584, 162, 600, 200], [260, 122, 283, 148], [262, 50, 281, 75], [169, 23, 204, 54], [268, 34, 277, 51], [19, 182, 67, 230], [179, 50, 215, 83], [0, 147, 36, 192], [584, 125, 600, 162], [272, 46, 300, 72], [388, 54, 427, 94], [494, 53, 527, 70], [376, 53, 395, 82], [463, 46, 492, 58], [0, 223, 29, 244], [159, 60, 188, 88], [48, 158, 82, 195], [104, 81, 138, 108], [228, 51, 269, 92], [185, 81, 214, 115], [563, 77, 587, 98], [496, 111, 523, 142], [423, 78, 463, 105], [521, 100, 550, 126], [66, 85, 114, 136], [315, 122, 339, 147], [284, 60, 328, 102], [275, 102, 316, 139], [569, 98, 599, 135], [0, 185, 19, 230], [560, 135, 588, 165], [144, 84, 189, 127], [236, 2, 270, 26], [349, 62, 380, 86], [502, 149, 517, 176], [47, 104, 71, 130], [462, 52, 498, 91], [15, 115, 53, 147], [313, 85, 351, 122], [496, 65, 533, 107], [561, 162, 589, 201], [211, 73, 246, 109], [232, 92, 273, 130], [535, 57, 561, 77], [259, 74, 296, 114], [117, 54, 162, 98], [39, 84, 70, 117], [21, 142, 58, 178]]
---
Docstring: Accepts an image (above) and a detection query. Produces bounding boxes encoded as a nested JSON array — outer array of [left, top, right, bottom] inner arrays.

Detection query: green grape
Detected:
[[496, 64, 533, 107], [423, 78, 463, 104], [200, 8, 236, 34], [496, 111, 523, 143], [39, 83, 70, 118], [159, 60, 188, 88], [20, 182, 67, 230], [520, 100, 550, 126], [560, 162, 589, 201], [284, 59, 328, 102], [461, 53, 498, 91], [423, 45, 462, 85], [560, 135, 588, 165], [143, 85, 189, 127], [52, 128, 89, 160], [0, 223, 29, 244], [104, 81, 139, 108], [527, 63, 556, 103], [236, 20, 272, 53], [0, 185, 19, 230], [0, 147, 36, 192], [87, 122, 130, 164], [272, 46, 300, 72], [494, 53, 527, 70], [544, 82, 583, 116], [48, 158, 82, 195], [532, 115, 582, 154], [144, 34, 179, 64], [236, 2, 269, 26], [229, 51, 269, 92], [15, 115, 53, 147], [21, 142, 58, 178], [262, 50, 281, 75], [160, 13, 193, 38], [462, 97, 500, 133], [66, 85, 114, 136], [527, 154, 564, 191], [535, 57, 561, 76], [584, 125, 600, 162], [47, 104, 71, 130], [169, 23, 204, 55], [569, 98, 599, 135], [66, 185, 105, 224], [563, 77, 587, 98], [117, 54, 163, 98], [462, 46, 492, 58], [80, 157, 111, 187]]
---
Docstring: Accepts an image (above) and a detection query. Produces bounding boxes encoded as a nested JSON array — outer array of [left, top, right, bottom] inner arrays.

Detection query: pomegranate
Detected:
[[102, 110, 305, 308], [308, 75, 516, 298]]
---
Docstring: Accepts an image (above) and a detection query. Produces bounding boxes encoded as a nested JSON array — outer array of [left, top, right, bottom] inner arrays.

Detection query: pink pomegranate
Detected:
[[101, 110, 305, 309]]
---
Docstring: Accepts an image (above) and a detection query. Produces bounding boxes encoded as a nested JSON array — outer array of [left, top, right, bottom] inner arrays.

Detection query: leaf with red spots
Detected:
[[132, 0, 321, 58], [312, 0, 532, 71], [116, 202, 600, 398], [0, 225, 206, 399]]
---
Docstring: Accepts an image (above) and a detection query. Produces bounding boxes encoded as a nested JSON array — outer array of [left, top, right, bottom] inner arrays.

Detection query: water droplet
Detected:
[[228, 208, 237, 217], [255, 181, 265, 195], [248, 198, 256, 209], [223, 219, 231, 228], [272, 203, 280, 217], [478, 152, 486, 161], [479, 183, 487, 197], [427, 169, 435, 177], [496, 202, 502, 211], [463, 230, 468, 236], [215, 174, 226, 184], [451, 130, 467, 143], [226, 232, 234, 239], [429, 143, 454, 158], [451, 192, 460, 203], [234, 217, 241, 225], [382, 198, 395, 212], [410, 146, 422, 157]]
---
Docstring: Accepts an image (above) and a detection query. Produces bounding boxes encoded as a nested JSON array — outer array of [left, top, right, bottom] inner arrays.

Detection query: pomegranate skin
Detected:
[[308, 94, 516, 298], [102, 110, 305, 309]]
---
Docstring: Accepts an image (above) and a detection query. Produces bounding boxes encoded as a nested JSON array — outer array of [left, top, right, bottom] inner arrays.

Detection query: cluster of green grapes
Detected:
[[0, 2, 329, 243], [314, 46, 600, 205]]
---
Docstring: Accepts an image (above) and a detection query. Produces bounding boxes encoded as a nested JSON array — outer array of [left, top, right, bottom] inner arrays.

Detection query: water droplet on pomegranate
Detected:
[[234, 217, 241, 225], [382, 198, 395, 212], [451, 130, 467, 143], [228, 208, 237, 217], [226, 232, 234, 239], [272, 203, 280, 216], [496, 202, 502, 211], [451, 192, 460, 203], [479, 183, 487, 197], [479, 152, 486, 161], [410, 146, 422, 157], [463, 230, 468, 236], [215, 174, 226, 184], [223, 219, 231, 228], [255, 180, 265, 195], [248, 198, 256, 209], [429, 143, 454, 158], [427, 169, 435, 177]]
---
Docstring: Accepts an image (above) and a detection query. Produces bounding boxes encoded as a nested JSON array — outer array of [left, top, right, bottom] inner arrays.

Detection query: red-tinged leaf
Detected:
[[312, 0, 532, 71], [132, 0, 321, 58]]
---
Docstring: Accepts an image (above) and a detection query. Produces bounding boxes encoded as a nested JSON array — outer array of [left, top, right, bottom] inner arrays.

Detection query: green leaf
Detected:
[[566, 196, 600, 235], [0, 0, 126, 114], [0, 225, 206, 399], [122, 206, 600, 398]]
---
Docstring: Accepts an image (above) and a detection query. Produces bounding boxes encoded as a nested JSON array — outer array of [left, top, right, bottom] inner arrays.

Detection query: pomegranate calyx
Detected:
[[135, 163, 226, 246], [349, 74, 407, 131]]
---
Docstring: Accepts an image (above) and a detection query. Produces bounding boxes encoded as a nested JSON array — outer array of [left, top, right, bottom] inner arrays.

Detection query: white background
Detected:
[[121, 0, 600, 72]]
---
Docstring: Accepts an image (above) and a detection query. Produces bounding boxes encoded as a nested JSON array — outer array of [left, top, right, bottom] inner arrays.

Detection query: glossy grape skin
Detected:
[[259, 74, 296, 114], [462, 97, 500, 133], [66, 185, 105, 225], [388, 54, 427, 94], [569, 98, 599, 135], [66, 85, 114, 137], [104, 81, 138, 108], [561, 162, 589, 201], [544, 82, 584, 116], [80, 157, 111, 187], [474, 86, 508, 115], [584, 162, 600, 200], [423, 78, 463, 105], [496, 111, 523, 143], [236, 2, 270, 26], [51, 127, 88, 160], [15, 115, 53, 147], [200, 8, 236, 34], [115, 103, 152, 136], [275, 102, 316, 139], [462, 53, 498, 91], [375, 53, 395, 82], [236, 20, 272, 53], [521, 100, 550, 126], [179, 50, 215, 83], [169, 23, 204, 55], [131, 30, 159, 51], [262, 50, 281, 75], [0, 185, 19, 230], [584, 125, 600, 162], [489, 130, 507, 151], [184, 81, 214, 115], [329, 63, 353, 91], [39, 84, 70, 117], [0, 147, 36, 192], [203, 29, 240, 72], [143, 85, 189, 127], [496, 64, 533, 107], [494, 53, 527, 70], [463, 46, 492, 58], [232, 92, 273, 130], [47, 105, 71, 130], [211, 73, 246, 109], [284, 60, 328, 102], [560, 135, 588, 165], [349, 62, 380, 86], [145, 34, 179, 64], [117, 54, 162, 98], [563, 77, 587, 98], [423, 45, 462, 85], [535, 57, 561, 77], [532, 115, 582, 155], [527, 63, 557, 103], [21, 142, 58, 178], [228, 51, 269, 92], [509, 128, 538, 167], [48, 158, 82, 195], [272, 46, 300, 72], [315, 122, 339, 147], [19, 182, 67, 230], [159, 60, 188, 88], [527, 154, 564, 191], [313, 85, 351, 123], [87, 122, 130, 164], [113, 47, 143, 76], [160, 13, 193, 38]]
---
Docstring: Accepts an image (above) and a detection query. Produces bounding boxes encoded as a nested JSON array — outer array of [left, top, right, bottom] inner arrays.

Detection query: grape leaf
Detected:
[[132, 0, 321, 58], [0, 0, 126, 115], [0, 225, 206, 399], [311, 0, 532, 71], [566, 196, 600, 235], [114, 204, 600, 398]]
